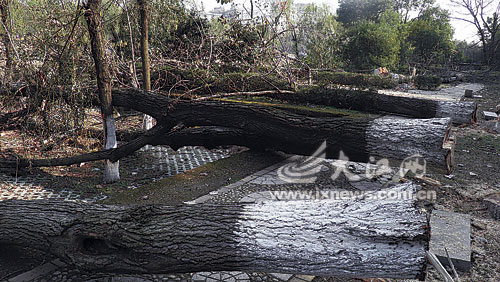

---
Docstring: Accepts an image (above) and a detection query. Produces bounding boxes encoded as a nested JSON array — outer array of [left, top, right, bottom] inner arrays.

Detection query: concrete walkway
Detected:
[[380, 82, 484, 101], [0, 145, 231, 203]]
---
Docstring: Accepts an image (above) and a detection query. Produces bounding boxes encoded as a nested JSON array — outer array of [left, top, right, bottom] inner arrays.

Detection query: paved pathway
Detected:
[[0, 145, 231, 203], [196, 156, 402, 205], [380, 82, 484, 101], [138, 145, 231, 179]]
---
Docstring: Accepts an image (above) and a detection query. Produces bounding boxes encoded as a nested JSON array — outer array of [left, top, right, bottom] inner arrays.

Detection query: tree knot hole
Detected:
[[80, 236, 122, 255]]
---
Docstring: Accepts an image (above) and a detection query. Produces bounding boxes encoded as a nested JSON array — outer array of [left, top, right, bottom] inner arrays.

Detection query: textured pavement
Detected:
[[380, 82, 484, 101], [0, 145, 231, 203]]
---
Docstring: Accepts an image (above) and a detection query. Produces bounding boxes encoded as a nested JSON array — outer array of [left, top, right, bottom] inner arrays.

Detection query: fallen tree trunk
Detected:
[[0, 88, 455, 172], [1, 83, 476, 125], [112, 89, 455, 171], [0, 183, 428, 279], [0, 108, 29, 128], [269, 87, 477, 125]]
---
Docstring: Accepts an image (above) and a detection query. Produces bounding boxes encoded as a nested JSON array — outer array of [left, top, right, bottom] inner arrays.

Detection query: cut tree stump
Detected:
[[0, 183, 428, 279], [268, 87, 477, 125]]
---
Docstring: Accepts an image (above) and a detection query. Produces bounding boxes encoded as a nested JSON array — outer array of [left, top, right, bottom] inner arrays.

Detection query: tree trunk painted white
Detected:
[[84, 0, 120, 183], [142, 114, 153, 130], [138, 0, 153, 131], [103, 115, 120, 183]]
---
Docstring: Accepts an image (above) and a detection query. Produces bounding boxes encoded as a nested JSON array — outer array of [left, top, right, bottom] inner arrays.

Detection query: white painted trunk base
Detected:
[[142, 114, 153, 130], [104, 116, 120, 183]]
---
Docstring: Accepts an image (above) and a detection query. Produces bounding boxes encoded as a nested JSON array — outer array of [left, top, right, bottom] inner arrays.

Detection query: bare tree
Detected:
[[83, 0, 120, 183], [138, 0, 153, 130], [451, 0, 500, 65], [0, 0, 13, 83]]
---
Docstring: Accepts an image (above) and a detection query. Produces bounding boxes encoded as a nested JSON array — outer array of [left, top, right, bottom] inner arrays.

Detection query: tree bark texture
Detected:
[[112, 89, 454, 170], [0, 88, 455, 172], [271, 87, 477, 125], [0, 182, 428, 279], [0, 0, 12, 83], [137, 0, 153, 130], [0, 88, 454, 172], [84, 0, 119, 183]]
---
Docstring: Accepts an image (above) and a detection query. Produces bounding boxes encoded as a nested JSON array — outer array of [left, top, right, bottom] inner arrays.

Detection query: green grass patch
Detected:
[[104, 150, 284, 206]]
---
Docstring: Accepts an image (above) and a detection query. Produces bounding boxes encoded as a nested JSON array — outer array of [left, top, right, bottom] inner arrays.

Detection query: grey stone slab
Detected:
[[429, 210, 471, 271], [239, 191, 274, 203], [269, 273, 294, 281], [483, 111, 498, 120], [289, 275, 315, 282], [192, 272, 250, 282]]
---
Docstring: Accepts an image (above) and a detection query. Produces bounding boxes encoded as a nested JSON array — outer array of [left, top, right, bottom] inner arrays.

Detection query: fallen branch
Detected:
[[1, 124, 172, 168]]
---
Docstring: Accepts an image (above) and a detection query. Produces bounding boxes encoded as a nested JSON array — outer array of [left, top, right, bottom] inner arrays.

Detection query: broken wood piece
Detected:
[[413, 176, 442, 187], [445, 248, 461, 282]]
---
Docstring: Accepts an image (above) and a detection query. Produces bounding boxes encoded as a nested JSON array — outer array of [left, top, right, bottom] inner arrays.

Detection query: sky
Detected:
[[189, 0, 480, 43]]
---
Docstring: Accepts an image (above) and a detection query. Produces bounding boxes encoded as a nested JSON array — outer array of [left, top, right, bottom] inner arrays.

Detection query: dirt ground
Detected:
[[1, 72, 500, 281], [420, 71, 500, 282]]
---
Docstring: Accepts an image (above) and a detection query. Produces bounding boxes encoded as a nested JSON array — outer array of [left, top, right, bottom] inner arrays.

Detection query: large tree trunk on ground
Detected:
[[0, 88, 455, 172], [0, 183, 428, 279], [112, 89, 455, 171], [270, 87, 477, 125], [84, 0, 119, 183], [0, 89, 455, 172]]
